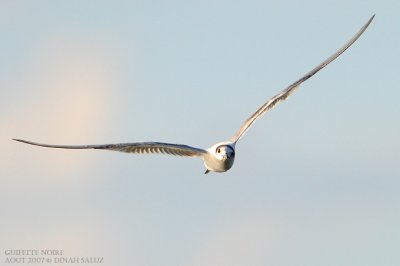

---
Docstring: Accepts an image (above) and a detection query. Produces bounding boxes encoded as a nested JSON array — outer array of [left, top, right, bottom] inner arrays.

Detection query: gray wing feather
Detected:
[[230, 15, 375, 143], [13, 139, 207, 157]]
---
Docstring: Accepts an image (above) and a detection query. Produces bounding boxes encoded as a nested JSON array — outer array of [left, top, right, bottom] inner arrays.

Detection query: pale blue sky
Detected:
[[1, 1, 399, 266]]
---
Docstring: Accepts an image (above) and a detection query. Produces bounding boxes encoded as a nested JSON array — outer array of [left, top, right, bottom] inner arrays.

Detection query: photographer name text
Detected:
[[4, 249, 103, 264]]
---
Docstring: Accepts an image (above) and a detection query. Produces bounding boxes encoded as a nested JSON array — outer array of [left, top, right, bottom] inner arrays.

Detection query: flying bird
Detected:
[[14, 15, 375, 174]]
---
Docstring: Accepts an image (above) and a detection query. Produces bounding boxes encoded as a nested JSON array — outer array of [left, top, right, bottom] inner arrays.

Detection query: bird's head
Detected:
[[213, 144, 235, 161]]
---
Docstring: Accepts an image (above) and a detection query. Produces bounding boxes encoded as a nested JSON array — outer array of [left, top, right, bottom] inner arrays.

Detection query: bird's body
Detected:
[[204, 142, 236, 173], [14, 15, 375, 174]]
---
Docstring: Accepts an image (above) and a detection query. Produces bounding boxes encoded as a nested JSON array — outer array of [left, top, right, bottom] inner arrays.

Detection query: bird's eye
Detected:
[[217, 148, 221, 153]]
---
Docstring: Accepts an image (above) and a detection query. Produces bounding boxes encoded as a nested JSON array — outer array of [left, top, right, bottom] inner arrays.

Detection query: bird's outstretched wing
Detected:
[[13, 139, 207, 157], [230, 15, 375, 143]]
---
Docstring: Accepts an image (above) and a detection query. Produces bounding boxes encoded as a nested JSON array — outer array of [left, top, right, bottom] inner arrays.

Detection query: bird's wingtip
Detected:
[[370, 14, 376, 20], [12, 139, 35, 145]]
